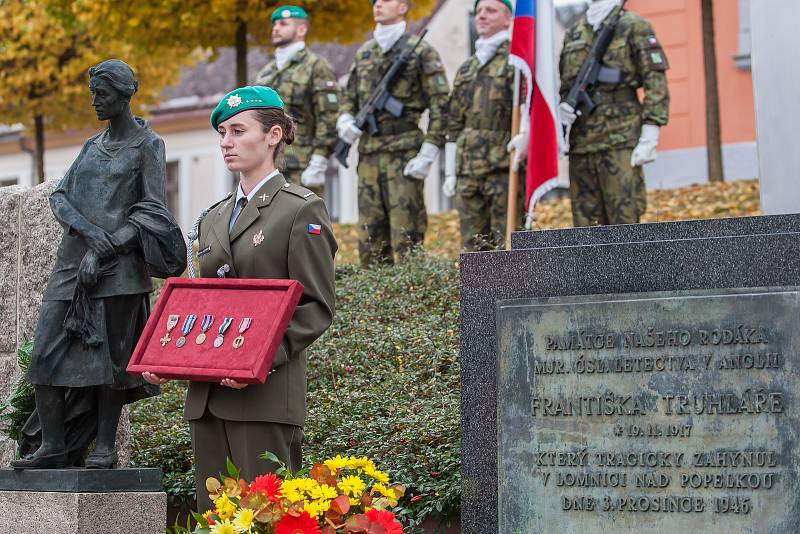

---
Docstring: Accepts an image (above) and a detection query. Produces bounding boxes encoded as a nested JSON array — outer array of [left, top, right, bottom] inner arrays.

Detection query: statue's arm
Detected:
[[109, 137, 170, 254]]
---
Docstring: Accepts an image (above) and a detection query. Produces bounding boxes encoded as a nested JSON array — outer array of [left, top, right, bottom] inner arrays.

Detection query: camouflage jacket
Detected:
[[255, 47, 340, 170], [559, 10, 670, 154], [341, 34, 450, 155], [448, 40, 515, 176]]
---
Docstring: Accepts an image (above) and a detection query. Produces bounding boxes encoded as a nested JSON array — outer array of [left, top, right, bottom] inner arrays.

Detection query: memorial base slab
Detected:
[[0, 468, 165, 534]]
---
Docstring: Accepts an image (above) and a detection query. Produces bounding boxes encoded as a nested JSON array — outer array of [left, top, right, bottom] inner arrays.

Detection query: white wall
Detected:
[[751, 0, 800, 215]]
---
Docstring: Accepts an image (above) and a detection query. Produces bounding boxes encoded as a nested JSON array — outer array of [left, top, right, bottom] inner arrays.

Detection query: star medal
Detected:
[[160, 314, 180, 346], [232, 318, 252, 349], [214, 317, 234, 348], [196, 314, 214, 345], [176, 314, 197, 348]]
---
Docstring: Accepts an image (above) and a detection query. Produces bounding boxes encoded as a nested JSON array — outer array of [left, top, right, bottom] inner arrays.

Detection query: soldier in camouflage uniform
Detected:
[[338, 0, 449, 267], [443, 0, 526, 251], [559, 0, 670, 227], [255, 5, 340, 198]]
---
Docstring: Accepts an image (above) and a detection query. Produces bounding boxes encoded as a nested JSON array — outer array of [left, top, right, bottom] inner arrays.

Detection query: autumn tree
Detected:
[[0, 0, 192, 183], [56, 0, 437, 89]]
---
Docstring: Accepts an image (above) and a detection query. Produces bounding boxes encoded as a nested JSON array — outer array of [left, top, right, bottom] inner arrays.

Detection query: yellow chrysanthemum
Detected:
[[304, 498, 332, 518], [372, 483, 396, 500], [364, 464, 390, 484], [210, 519, 236, 534], [338, 475, 366, 497], [324, 454, 349, 474], [233, 508, 255, 533], [345, 456, 371, 470], [214, 494, 237, 521], [309, 483, 338, 502]]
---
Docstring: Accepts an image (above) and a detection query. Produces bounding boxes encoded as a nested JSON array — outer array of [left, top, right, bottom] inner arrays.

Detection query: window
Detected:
[[734, 0, 751, 70], [165, 161, 180, 220]]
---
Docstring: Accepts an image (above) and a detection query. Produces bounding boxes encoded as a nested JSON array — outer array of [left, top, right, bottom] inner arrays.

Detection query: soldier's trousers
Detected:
[[569, 148, 647, 227], [281, 168, 325, 200], [357, 149, 427, 267], [456, 169, 523, 252]]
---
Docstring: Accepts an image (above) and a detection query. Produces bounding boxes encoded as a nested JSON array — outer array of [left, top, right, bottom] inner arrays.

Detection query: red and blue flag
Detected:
[[307, 223, 322, 235], [509, 0, 562, 218]]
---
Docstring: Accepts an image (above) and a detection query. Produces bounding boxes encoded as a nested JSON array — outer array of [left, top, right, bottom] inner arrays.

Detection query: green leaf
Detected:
[[226, 457, 239, 480]]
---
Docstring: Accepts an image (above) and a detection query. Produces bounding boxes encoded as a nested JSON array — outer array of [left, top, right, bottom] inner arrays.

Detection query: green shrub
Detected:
[[129, 253, 461, 527], [0, 340, 35, 443]]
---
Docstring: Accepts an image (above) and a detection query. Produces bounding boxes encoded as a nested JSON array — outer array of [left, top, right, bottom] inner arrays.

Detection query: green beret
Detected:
[[474, 0, 514, 13], [270, 5, 308, 23], [210, 86, 284, 130]]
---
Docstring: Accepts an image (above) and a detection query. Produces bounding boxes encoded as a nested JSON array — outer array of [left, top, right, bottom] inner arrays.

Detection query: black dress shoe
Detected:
[[85, 451, 118, 469], [11, 450, 69, 470]]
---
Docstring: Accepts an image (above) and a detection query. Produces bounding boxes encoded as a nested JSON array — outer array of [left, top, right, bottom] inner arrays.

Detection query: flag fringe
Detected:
[[508, 55, 533, 109], [524, 177, 561, 230]]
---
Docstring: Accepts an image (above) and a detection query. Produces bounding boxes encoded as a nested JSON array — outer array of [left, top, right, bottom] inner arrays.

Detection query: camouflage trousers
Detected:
[[280, 168, 325, 200], [357, 149, 427, 267], [456, 169, 523, 252], [569, 148, 647, 227]]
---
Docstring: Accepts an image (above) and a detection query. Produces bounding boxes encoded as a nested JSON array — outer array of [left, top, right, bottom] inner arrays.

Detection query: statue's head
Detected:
[[88, 59, 138, 121]]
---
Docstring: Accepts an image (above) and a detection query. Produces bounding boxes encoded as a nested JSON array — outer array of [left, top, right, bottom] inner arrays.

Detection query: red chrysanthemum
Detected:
[[249, 473, 283, 503], [274, 511, 322, 534], [365, 508, 403, 534]]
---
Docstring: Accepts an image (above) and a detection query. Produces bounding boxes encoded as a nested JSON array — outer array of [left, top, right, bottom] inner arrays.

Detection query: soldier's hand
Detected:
[[559, 102, 578, 128], [404, 142, 440, 180], [301, 154, 329, 187], [506, 131, 530, 172], [442, 175, 457, 198], [631, 124, 661, 167], [336, 114, 363, 145]]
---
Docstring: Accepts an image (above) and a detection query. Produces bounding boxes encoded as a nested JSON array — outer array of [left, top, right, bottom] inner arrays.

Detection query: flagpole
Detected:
[[506, 69, 522, 250]]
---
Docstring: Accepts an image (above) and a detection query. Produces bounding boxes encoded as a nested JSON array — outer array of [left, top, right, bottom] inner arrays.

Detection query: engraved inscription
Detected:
[[497, 289, 800, 533]]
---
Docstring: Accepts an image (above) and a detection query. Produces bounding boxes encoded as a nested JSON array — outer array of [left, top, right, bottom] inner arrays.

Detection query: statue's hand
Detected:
[[78, 251, 100, 288], [84, 227, 116, 261]]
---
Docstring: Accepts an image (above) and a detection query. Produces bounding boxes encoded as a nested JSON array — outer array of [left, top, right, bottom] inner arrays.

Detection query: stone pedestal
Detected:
[[0, 468, 165, 534]]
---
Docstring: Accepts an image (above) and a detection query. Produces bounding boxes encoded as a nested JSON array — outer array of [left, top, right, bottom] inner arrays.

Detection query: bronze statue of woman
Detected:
[[11, 59, 186, 469]]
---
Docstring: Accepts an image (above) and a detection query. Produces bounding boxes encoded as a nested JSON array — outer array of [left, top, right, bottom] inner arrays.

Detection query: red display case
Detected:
[[127, 277, 303, 384]]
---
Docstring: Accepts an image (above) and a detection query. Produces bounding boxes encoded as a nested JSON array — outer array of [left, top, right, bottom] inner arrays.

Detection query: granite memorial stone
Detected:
[[459, 213, 800, 533], [497, 288, 798, 533]]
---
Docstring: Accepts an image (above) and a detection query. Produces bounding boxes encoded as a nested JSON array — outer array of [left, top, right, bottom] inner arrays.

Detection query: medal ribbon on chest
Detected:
[[214, 317, 234, 348], [232, 318, 252, 349], [196, 314, 215, 345], [160, 314, 180, 346], [176, 314, 197, 348]]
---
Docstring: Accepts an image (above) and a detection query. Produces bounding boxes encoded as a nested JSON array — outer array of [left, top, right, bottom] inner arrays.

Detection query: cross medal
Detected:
[[176, 314, 197, 348], [196, 314, 214, 344], [232, 318, 252, 349], [160, 314, 180, 346], [214, 317, 234, 348]]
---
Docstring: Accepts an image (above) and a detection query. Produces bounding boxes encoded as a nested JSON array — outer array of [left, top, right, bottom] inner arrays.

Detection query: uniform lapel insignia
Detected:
[[253, 229, 265, 247]]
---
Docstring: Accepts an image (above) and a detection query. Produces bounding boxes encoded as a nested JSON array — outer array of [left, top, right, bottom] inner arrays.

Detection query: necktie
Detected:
[[229, 196, 248, 234]]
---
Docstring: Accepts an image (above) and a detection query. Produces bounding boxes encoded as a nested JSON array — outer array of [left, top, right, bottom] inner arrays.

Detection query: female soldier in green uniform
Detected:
[[143, 86, 337, 512]]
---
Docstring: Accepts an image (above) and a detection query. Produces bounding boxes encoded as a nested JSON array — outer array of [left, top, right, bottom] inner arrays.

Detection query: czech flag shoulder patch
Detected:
[[307, 223, 322, 235]]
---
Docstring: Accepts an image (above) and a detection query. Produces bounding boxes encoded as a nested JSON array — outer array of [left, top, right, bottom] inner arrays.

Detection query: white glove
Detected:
[[442, 142, 457, 198], [506, 105, 530, 172], [300, 154, 329, 187], [336, 113, 363, 145], [631, 124, 661, 167], [403, 142, 440, 180], [559, 102, 578, 128]]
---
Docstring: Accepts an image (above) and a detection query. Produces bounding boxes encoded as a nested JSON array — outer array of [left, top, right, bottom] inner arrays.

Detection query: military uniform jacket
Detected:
[[341, 34, 450, 155], [255, 49, 340, 172], [185, 174, 338, 427], [560, 10, 670, 154], [448, 40, 515, 176]]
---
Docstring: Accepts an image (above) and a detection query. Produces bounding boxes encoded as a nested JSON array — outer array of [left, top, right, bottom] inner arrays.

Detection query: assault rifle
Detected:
[[333, 29, 428, 168], [563, 0, 628, 121]]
